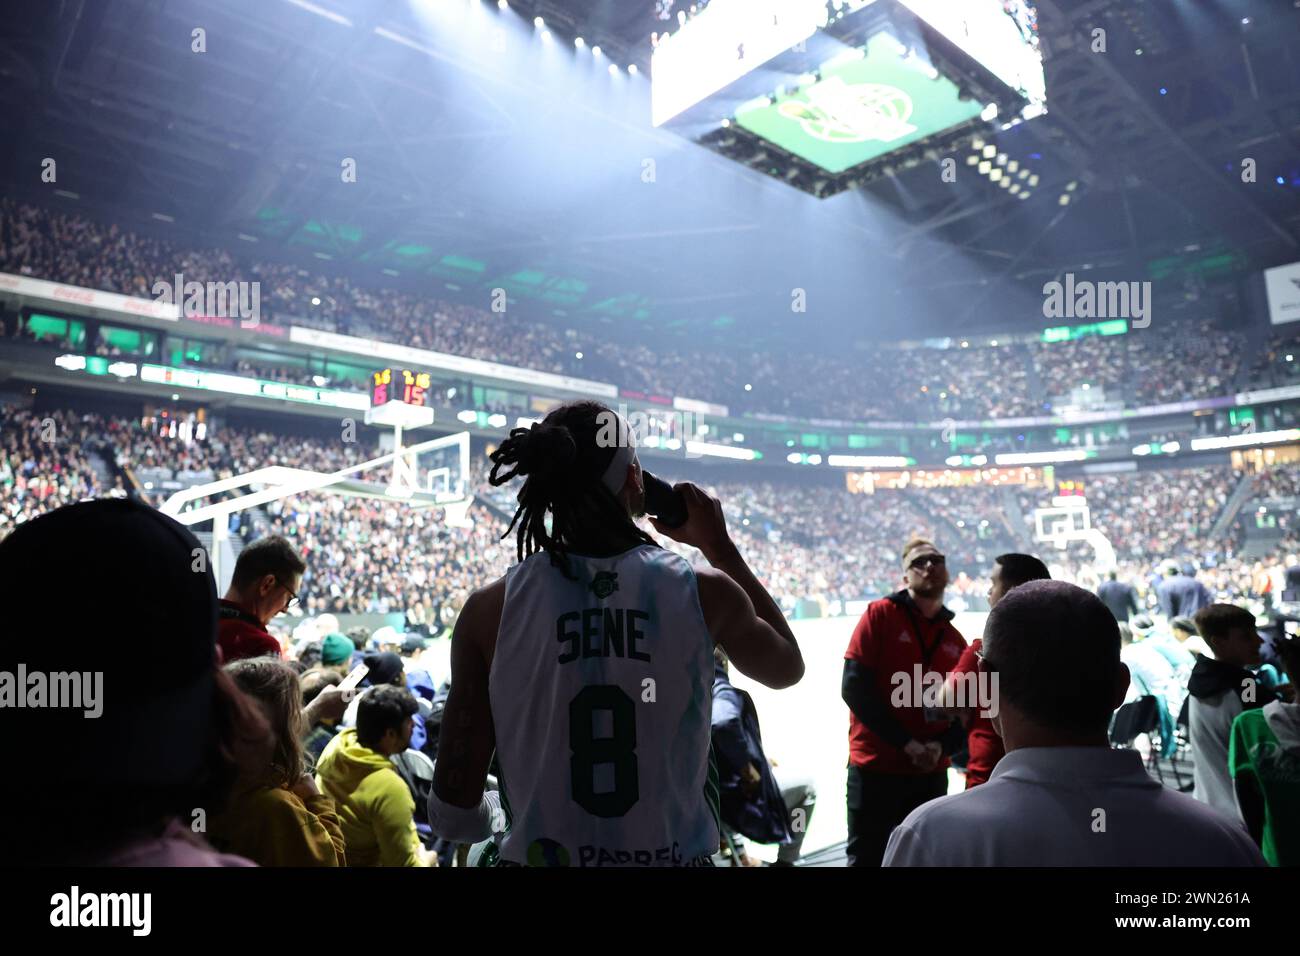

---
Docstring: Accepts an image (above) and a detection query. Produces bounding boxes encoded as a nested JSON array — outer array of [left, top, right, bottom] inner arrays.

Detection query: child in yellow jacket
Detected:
[[210, 659, 347, 866]]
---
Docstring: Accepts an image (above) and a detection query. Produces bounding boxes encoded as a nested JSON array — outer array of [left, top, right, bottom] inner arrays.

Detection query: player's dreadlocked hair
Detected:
[[488, 400, 656, 578]]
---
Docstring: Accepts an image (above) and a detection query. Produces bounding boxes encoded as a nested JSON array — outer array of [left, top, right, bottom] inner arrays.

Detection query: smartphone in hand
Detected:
[[338, 663, 370, 700]]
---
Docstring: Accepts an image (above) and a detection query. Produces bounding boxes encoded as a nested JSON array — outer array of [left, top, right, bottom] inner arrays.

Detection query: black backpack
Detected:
[[389, 748, 436, 849], [419, 680, 451, 762]]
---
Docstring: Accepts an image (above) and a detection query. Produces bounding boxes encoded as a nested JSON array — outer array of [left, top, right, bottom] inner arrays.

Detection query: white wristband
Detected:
[[427, 787, 501, 843]]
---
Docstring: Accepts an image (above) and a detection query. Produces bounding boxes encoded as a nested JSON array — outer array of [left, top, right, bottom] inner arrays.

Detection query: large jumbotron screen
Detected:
[[652, 0, 1046, 130], [896, 0, 1046, 105], [733, 32, 982, 174]]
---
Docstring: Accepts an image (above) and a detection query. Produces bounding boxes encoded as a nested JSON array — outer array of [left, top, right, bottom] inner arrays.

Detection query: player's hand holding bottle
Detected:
[[648, 481, 736, 564]]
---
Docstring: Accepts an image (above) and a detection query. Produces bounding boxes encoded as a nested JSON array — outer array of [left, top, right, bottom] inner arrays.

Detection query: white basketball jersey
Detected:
[[489, 543, 719, 867]]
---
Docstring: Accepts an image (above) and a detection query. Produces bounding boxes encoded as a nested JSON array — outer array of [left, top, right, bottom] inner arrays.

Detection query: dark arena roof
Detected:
[[4, 0, 1300, 894], [1, 0, 1297, 346]]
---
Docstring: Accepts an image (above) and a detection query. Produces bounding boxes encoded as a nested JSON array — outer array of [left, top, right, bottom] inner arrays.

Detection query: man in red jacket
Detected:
[[944, 553, 1050, 789], [841, 537, 967, 866], [217, 535, 306, 663]]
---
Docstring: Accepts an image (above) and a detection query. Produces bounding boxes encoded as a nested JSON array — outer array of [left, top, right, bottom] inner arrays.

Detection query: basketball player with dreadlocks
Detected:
[[428, 401, 804, 866]]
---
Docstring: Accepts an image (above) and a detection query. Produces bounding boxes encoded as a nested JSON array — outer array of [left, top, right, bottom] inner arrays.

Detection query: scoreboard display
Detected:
[[372, 368, 431, 409], [1056, 479, 1086, 499], [367, 368, 435, 429]]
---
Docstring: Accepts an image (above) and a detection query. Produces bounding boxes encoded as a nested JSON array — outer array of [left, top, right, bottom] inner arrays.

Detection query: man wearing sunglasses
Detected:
[[217, 535, 306, 663], [841, 537, 968, 866]]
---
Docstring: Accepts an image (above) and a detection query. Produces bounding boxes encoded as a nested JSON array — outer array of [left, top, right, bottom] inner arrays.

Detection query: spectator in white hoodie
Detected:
[[1188, 604, 1282, 820]]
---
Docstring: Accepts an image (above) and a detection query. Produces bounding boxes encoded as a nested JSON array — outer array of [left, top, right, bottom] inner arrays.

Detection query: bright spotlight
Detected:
[[533, 15, 543, 28], [628, 63, 638, 75], [575, 36, 585, 48], [608, 63, 619, 75], [591, 45, 601, 57], [497, 0, 507, 7]]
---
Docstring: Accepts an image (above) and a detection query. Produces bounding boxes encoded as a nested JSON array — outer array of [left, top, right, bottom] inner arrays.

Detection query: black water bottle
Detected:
[[642, 470, 688, 529]]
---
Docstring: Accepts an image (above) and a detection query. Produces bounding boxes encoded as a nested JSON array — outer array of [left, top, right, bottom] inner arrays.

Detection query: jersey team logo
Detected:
[[590, 571, 619, 599]]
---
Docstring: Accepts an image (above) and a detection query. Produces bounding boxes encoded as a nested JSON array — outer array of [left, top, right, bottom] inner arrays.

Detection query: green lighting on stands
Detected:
[[437, 254, 487, 273], [1042, 320, 1128, 343]]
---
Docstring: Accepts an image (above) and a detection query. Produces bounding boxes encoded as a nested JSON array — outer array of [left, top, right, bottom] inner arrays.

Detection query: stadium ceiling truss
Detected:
[[1, 0, 1298, 340], [881, 0, 1300, 296]]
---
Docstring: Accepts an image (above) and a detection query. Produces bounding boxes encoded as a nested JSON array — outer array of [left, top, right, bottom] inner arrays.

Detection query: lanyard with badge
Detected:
[[899, 600, 947, 723]]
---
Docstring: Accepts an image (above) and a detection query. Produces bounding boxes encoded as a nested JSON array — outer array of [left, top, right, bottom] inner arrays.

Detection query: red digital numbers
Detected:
[[373, 368, 429, 407]]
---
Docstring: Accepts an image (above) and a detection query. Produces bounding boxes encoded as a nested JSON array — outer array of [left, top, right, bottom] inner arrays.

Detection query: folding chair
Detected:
[[1109, 695, 1166, 781]]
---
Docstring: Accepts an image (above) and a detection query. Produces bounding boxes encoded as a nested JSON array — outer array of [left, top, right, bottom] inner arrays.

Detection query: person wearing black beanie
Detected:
[[0, 498, 260, 865]]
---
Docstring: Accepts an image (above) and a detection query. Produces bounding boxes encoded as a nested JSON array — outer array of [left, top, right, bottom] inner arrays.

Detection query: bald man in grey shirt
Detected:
[[884, 582, 1264, 867]]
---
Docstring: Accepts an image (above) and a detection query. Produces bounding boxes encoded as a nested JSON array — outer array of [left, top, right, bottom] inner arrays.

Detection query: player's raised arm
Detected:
[[428, 579, 503, 843], [650, 482, 803, 689]]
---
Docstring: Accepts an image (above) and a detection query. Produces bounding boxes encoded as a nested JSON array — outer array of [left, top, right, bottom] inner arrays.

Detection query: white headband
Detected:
[[600, 414, 639, 495]]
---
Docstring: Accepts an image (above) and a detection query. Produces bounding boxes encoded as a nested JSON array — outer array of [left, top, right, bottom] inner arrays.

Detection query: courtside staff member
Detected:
[[841, 538, 966, 866]]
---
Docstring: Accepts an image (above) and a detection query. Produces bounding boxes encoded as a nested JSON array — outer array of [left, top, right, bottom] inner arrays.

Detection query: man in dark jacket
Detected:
[[1157, 564, 1213, 619], [1096, 570, 1139, 623], [712, 647, 816, 866], [1283, 558, 1300, 602]]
